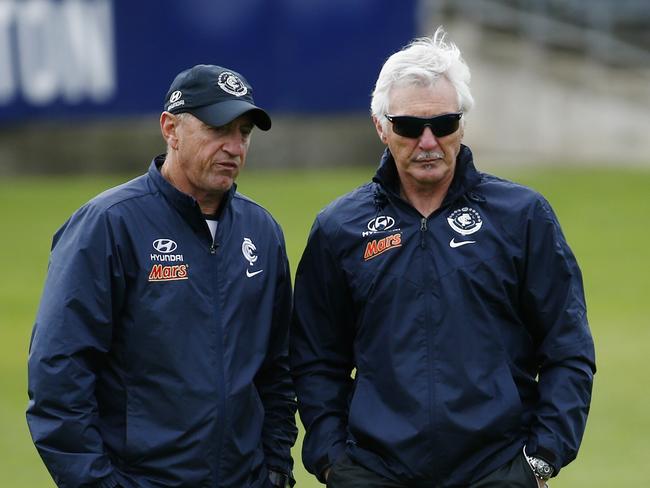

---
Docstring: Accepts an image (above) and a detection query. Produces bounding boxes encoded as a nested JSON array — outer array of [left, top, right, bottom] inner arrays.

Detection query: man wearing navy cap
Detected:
[[27, 64, 297, 488]]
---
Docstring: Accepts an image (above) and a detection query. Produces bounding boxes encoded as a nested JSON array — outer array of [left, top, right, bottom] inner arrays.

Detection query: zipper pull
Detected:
[[420, 217, 428, 249], [209, 242, 218, 255]]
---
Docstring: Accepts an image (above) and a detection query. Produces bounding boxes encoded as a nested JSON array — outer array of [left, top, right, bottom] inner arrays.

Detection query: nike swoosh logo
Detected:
[[246, 269, 264, 278], [449, 238, 476, 248]]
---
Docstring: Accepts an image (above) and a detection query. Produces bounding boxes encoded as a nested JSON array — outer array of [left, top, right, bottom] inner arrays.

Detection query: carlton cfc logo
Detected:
[[447, 207, 483, 236], [241, 238, 258, 266], [218, 72, 248, 97]]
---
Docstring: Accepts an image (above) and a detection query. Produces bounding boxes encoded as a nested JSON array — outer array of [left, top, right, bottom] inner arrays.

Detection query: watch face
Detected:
[[539, 463, 553, 476], [533, 459, 553, 480]]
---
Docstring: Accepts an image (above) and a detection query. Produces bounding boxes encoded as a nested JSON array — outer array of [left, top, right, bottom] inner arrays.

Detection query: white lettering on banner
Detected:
[[0, 0, 115, 106]]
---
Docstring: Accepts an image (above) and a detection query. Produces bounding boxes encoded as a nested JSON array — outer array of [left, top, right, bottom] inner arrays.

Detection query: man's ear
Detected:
[[160, 112, 179, 150], [373, 115, 388, 145]]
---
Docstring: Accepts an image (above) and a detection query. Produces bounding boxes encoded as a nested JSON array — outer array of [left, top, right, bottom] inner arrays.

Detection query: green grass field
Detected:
[[1, 166, 648, 487]]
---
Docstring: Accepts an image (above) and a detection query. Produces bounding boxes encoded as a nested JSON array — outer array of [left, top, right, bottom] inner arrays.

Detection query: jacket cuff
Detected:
[[315, 442, 346, 484], [265, 453, 294, 476]]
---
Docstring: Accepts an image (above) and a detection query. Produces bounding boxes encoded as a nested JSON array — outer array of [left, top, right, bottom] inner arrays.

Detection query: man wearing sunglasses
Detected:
[[291, 28, 595, 488]]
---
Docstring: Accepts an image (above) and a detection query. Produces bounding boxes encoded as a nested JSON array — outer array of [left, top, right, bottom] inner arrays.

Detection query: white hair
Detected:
[[371, 27, 474, 130]]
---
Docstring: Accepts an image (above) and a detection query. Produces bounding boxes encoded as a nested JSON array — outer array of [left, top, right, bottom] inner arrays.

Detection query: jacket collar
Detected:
[[148, 155, 236, 236], [372, 144, 482, 208]]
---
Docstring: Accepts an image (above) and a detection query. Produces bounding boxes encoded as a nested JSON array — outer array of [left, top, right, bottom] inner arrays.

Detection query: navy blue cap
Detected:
[[164, 64, 271, 131]]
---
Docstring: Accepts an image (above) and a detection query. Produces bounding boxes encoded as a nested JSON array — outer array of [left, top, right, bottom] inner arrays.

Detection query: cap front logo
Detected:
[[218, 72, 248, 97]]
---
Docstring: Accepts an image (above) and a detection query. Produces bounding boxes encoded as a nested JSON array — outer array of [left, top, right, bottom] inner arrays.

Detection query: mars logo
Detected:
[[218, 72, 248, 97], [148, 264, 189, 282], [364, 233, 402, 261], [447, 207, 483, 236], [241, 238, 258, 266]]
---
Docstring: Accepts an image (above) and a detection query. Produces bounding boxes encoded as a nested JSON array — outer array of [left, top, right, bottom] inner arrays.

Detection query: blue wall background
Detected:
[[0, 0, 417, 123]]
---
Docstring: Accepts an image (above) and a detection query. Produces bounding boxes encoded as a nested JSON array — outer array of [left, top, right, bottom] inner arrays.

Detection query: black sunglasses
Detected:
[[385, 112, 463, 138]]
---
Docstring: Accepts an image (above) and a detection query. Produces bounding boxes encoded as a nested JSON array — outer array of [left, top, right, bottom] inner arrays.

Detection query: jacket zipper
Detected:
[[419, 214, 440, 480], [420, 217, 428, 249], [209, 236, 225, 486]]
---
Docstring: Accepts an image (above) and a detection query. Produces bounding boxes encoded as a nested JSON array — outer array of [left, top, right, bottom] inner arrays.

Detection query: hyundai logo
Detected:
[[367, 216, 395, 232], [153, 239, 178, 253], [169, 90, 182, 103]]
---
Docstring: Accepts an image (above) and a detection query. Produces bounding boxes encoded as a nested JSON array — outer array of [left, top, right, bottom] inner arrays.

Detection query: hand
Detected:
[[537, 478, 548, 488]]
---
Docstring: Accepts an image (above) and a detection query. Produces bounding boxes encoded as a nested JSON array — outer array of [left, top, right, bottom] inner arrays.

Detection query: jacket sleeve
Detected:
[[521, 197, 596, 475], [290, 216, 356, 482], [254, 227, 298, 476], [27, 204, 124, 488]]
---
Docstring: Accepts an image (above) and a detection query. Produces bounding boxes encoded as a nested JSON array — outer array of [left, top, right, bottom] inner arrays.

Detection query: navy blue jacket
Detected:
[[27, 157, 297, 488], [291, 146, 595, 487]]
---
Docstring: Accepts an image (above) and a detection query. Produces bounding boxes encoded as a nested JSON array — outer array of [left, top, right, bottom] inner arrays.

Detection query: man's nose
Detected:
[[222, 132, 246, 156], [418, 126, 440, 150]]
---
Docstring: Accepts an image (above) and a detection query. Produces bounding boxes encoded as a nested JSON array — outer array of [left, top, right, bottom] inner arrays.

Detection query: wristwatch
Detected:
[[523, 446, 554, 481], [268, 469, 295, 488]]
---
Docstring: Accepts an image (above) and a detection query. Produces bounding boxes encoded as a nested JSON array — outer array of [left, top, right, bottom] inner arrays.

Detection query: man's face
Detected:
[[374, 77, 464, 192], [174, 113, 253, 197]]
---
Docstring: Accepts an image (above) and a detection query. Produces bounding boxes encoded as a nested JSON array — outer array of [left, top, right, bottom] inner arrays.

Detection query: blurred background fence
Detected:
[[1, 0, 648, 173]]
